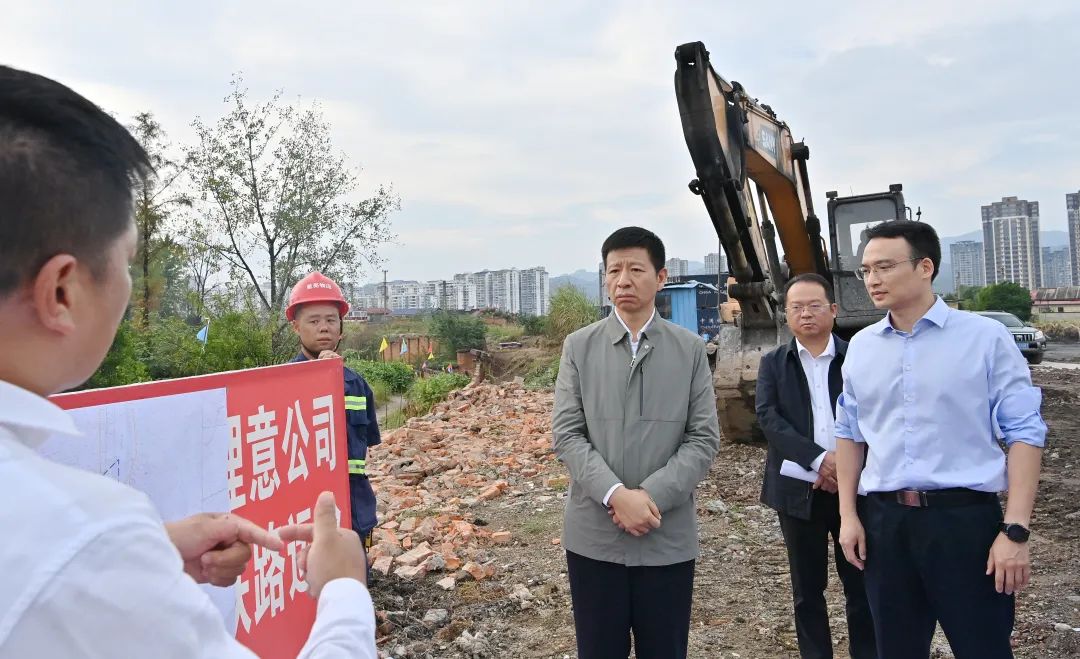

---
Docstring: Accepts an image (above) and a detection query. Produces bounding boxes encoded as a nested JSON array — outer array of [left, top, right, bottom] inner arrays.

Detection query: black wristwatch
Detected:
[[1000, 523, 1030, 543]]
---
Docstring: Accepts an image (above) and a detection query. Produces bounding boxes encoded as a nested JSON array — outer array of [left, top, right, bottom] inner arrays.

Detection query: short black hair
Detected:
[[783, 273, 835, 303], [0, 65, 151, 296], [864, 220, 941, 281], [601, 226, 666, 273]]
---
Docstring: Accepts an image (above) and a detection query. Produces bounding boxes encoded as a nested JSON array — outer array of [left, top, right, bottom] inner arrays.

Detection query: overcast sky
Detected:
[[4, 1, 1078, 283]]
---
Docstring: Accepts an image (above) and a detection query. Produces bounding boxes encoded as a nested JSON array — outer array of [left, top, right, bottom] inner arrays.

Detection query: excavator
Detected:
[[674, 41, 918, 442]]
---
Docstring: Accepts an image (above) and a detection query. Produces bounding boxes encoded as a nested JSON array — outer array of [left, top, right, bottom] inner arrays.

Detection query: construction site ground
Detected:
[[367, 367, 1080, 659]]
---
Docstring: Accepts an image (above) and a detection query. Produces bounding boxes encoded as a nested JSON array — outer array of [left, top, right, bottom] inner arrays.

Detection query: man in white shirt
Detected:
[[755, 274, 876, 659], [0, 64, 376, 657]]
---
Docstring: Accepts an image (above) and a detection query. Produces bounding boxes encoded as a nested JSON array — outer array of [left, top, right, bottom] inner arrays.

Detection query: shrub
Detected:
[[547, 286, 597, 343], [522, 315, 548, 336], [1035, 321, 1080, 343], [343, 357, 415, 394], [408, 372, 471, 413], [524, 355, 561, 389]]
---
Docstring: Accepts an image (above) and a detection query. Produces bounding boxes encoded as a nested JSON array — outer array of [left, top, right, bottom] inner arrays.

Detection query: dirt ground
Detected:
[[1043, 342, 1080, 364], [370, 369, 1080, 658]]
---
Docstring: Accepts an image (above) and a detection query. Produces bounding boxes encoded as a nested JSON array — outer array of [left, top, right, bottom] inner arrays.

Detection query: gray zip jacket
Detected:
[[552, 312, 721, 566]]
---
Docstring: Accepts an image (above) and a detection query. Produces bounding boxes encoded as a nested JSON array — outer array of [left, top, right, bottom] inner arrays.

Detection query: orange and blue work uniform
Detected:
[[291, 353, 380, 546]]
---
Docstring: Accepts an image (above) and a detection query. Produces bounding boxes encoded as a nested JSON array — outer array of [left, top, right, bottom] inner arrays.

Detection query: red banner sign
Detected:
[[53, 359, 350, 658]]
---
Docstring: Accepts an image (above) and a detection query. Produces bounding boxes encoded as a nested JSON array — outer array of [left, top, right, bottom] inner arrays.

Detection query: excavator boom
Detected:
[[673, 41, 908, 442]]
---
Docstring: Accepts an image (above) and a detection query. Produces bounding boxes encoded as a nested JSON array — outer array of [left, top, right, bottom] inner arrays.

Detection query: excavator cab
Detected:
[[825, 185, 907, 334]]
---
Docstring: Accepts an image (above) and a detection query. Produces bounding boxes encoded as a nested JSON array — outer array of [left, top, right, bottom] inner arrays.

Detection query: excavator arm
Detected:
[[673, 41, 907, 443], [675, 41, 829, 303], [674, 41, 834, 442]]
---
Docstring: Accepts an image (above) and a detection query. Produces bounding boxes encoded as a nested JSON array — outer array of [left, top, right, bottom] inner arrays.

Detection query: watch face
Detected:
[[1005, 524, 1030, 542]]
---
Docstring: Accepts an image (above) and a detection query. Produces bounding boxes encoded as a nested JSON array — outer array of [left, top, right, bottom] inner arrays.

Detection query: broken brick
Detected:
[[544, 475, 569, 489], [462, 561, 486, 581], [397, 542, 435, 567], [394, 563, 428, 580], [436, 576, 456, 591], [371, 556, 394, 576], [478, 485, 503, 501]]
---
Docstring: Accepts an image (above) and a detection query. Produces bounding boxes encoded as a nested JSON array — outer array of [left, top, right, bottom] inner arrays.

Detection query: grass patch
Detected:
[[487, 324, 525, 344], [380, 409, 407, 431], [519, 510, 562, 536], [454, 581, 506, 605], [524, 355, 561, 389]]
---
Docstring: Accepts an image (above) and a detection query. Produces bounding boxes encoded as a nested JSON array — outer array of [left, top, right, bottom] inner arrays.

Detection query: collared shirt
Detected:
[[0, 379, 377, 657], [604, 308, 658, 506], [613, 308, 656, 358], [835, 297, 1046, 493], [795, 335, 836, 472]]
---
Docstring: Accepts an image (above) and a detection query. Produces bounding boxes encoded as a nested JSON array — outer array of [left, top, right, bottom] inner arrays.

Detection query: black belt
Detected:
[[871, 488, 999, 508]]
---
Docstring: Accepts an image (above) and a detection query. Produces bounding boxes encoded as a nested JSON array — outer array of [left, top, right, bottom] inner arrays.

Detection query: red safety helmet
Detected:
[[285, 271, 350, 321]]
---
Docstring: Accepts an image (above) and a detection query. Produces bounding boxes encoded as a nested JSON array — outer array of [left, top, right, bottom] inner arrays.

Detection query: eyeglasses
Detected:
[[786, 303, 830, 315], [854, 257, 924, 281]]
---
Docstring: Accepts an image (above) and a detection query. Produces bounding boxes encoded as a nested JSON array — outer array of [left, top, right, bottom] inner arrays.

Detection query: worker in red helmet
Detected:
[[286, 272, 380, 554]]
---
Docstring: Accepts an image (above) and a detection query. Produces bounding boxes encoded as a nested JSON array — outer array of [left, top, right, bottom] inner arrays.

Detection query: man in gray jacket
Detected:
[[552, 226, 721, 659]]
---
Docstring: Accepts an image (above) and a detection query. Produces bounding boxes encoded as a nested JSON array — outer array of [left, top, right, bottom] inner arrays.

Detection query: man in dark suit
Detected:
[[756, 273, 876, 659]]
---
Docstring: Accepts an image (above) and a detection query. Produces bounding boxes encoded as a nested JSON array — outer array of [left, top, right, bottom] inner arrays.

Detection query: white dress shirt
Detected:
[[795, 335, 836, 472], [603, 308, 657, 506], [0, 380, 377, 658]]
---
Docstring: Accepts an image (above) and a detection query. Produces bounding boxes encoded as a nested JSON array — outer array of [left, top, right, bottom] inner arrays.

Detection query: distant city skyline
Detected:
[[346, 266, 549, 315], [354, 194, 1079, 299]]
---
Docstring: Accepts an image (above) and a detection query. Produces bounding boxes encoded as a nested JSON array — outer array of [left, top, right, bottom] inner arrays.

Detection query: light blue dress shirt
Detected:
[[835, 297, 1046, 493]]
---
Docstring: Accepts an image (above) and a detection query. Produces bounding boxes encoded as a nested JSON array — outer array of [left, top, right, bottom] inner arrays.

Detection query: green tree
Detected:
[[428, 311, 487, 358], [971, 282, 1034, 321], [179, 224, 221, 322], [134, 311, 276, 380], [84, 320, 150, 389], [186, 77, 398, 352], [956, 285, 983, 310], [546, 285, 598, 343], [129, 113, 192, 329]]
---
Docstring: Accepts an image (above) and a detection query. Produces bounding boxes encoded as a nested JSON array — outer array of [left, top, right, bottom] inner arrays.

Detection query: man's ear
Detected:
[[31, 254, 80, 335], [289, 319, 301, 336]]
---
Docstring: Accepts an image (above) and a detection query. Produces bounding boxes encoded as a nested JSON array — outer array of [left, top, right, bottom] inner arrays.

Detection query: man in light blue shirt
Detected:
[[834, 220, 1045, 659]]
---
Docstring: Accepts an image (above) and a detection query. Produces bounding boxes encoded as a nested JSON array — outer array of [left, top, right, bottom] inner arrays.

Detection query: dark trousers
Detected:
[[862, 495, 1014, 659], [565, 550, 695, 659], [778, 492, 877, 659]]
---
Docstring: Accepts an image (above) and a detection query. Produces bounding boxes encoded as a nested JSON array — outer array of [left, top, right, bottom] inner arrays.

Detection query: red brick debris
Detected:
[[367, 383, 560, 587]]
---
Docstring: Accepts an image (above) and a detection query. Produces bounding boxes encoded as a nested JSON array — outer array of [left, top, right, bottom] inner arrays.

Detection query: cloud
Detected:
[[2, 0, 1078, 283]]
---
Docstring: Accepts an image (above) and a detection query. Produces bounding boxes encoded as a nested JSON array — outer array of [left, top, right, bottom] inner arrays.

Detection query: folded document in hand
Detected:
[[779, 459, 867, 495]]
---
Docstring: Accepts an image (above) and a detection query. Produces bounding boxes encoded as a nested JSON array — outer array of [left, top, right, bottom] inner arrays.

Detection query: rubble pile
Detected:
[[368, 384, 562, 588]]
